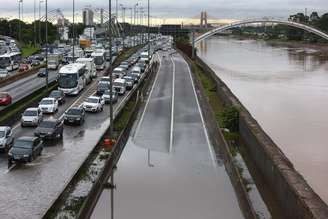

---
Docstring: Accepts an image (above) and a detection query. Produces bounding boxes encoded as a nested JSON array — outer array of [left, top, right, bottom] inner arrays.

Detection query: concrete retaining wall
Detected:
[[195, 56, 328, 219]]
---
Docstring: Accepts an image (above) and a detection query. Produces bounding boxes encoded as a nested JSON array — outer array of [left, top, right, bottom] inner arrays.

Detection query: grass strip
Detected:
[[0, 82, 57, 126], [21, 45, 41, 57]]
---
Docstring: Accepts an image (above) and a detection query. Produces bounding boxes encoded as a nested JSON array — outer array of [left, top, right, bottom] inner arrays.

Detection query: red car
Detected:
[[0, 92, 12, 106], [19, 64, 29, 72]]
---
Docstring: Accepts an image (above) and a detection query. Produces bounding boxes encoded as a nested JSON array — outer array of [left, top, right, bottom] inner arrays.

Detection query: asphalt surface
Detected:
[[0, 53, 143, 219], [133, 52, 173, 153], [91, 51, 244, 219], [0, 69, 58, 111]]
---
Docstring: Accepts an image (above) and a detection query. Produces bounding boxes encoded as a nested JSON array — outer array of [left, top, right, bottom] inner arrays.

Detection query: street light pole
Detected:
[[34, 0, 37, 47], [133, 3, 138, 46], [18, 0, 21, 42], [45, 0, 48, 91], [116, 0, 118, 23], [148, 0, 150, 63], [120, 5, 126, 49], [72, 0, 75, 62], [108, 0, 114, 218], [39, 0, 43, 45]]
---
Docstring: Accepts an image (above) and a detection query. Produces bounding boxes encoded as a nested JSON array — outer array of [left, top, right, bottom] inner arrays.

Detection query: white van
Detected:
[[140, 51, 150, 63], [113, 78, 126, 95], [131, 66, 142, 79], [76, 57, 96, 81], [112, 67, 126, 79]]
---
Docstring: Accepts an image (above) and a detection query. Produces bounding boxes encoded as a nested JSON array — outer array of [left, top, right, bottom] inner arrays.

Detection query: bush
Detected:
[[221, 106, 239, 132]]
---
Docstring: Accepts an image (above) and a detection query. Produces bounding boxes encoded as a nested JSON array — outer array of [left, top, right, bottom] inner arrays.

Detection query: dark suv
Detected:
[[49, 90, 65, 105], [64, 107, 85, 125], [97, 82, 110, 95], [34, 119, 64, 140], [8, 136, 43, 165]]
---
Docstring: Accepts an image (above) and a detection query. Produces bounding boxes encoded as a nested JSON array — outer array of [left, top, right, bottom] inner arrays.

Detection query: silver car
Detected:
[[21, 108, 43, 127], [0, 126, 14, 152]]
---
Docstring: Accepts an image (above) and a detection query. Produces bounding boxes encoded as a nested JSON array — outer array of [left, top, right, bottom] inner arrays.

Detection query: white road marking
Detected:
[[169, 54, 176, 153], [181, 55, 217, 168], [134, 53, 162, 138], [5, 164, 16, 173]]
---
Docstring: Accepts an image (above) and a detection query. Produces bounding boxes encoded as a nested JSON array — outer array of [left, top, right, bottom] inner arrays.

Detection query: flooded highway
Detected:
[[197, 36, 328, 204], [91, 51, 243, 219]]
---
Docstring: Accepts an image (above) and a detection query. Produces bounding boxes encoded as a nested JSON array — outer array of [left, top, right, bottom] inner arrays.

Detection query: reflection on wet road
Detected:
[[197, 36, 328, 203], [91, 51, 243, 219]]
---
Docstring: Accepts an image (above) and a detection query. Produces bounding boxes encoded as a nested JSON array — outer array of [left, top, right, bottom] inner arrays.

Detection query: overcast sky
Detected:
[[0, 0, 327, 21]]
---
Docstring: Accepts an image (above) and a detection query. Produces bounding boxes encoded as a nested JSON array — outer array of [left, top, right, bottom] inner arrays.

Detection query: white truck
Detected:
[[113, 78, 126, 95], [76, 58, 96, 82], [48, 54, 60, 70], [140, 51, 150, 63]]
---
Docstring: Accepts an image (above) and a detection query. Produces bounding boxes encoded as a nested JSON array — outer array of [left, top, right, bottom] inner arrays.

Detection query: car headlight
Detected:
[[76, 118, 81, 120], [48, 132, 52, 135]]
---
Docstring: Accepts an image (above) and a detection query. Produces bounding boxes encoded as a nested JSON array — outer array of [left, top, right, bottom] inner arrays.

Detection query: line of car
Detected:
[[1, 46, 154, 168], [0, 34, 173, 169]]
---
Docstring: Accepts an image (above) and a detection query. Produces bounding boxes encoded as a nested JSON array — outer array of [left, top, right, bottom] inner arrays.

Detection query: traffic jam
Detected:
[[0, 34, 172, 170]]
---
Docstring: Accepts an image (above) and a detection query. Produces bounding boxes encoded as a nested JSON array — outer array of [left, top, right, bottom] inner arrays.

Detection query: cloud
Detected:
[[0, 0, 327, 20]]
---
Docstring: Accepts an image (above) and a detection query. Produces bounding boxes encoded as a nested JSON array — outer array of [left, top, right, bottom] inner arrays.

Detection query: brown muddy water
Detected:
[[197, 36, 328, 204]]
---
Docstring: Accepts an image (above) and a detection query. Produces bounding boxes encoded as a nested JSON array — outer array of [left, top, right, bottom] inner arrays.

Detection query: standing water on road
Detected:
[[197, 36, 328, 203], [91, 52, 244, 219]]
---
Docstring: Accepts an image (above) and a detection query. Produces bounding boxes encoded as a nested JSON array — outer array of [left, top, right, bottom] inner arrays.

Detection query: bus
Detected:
[[58, 63, 86, 95], [91, 50, 106, 70], [0, 52, 21, 71]]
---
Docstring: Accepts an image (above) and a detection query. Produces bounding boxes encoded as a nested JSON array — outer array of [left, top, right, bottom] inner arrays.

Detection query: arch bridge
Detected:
[[195, 18, 328, 43]]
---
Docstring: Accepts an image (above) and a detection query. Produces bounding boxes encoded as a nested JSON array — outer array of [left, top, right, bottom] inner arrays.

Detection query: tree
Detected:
[[0, 18, 58, 45]]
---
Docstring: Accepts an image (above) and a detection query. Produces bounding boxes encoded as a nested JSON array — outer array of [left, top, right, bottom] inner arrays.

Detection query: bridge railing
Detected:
[[195, 18, 328, 43]]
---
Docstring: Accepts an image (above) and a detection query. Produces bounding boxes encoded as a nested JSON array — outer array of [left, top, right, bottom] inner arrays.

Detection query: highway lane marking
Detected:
[[169, 53, 176, 153], [134, 53, 162, 139], [181, 54, 217, 168]]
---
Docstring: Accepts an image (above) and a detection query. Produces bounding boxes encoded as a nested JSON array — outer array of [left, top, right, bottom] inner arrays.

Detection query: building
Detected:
[[57, 18, 70, 27], [83, 8, 94, 26]]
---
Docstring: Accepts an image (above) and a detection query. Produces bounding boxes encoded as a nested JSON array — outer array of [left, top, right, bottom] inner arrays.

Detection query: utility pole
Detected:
[[39, 0, 43, 45], [116, 0, 118, 23], [108, 0, 114, 218], [148, 0, 150, 63], [72, 0, 75, 62], [18, 0, 23, 42], [45, 0, 48, 91], [130, 7, 133, 42], [133, 3, 138, 46], [139, 8, 142, 44], [192, 31, 195, 59], [34, 0, 37, 47], [120, 5, 126, 49]]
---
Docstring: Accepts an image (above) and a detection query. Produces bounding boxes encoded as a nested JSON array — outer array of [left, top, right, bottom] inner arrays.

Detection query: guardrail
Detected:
[[0, 64, 45, 88], [0, 81, 58, 126]]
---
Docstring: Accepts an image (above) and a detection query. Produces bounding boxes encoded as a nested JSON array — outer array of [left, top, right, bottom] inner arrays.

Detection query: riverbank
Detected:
[[194, 53, 328, 218]]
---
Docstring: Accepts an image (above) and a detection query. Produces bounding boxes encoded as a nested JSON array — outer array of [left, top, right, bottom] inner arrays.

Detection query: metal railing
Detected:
[[195, 18, 328, 43]]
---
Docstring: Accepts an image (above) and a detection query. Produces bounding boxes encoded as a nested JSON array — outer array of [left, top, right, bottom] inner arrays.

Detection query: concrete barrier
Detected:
[[195, 56, 328, 219], [0, 65, 45, 88]]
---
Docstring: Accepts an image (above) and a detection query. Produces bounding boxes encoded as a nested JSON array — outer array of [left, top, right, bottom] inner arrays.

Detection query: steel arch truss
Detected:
[[195, 18, 328, 43]]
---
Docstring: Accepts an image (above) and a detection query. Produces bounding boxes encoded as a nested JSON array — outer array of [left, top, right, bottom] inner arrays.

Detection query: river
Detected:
[[197, 36, 328, 204]]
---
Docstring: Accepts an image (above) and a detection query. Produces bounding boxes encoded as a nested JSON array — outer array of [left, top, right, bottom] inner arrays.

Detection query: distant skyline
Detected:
[[0, 0, 327, 23]]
